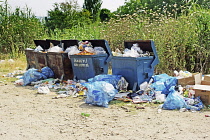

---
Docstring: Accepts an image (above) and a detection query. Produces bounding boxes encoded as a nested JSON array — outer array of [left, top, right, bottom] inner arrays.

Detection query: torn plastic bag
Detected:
[[85, 81, 118, 108], [23, 67, 54, 86], [117, 77, 129, 91], [88, 74, 122, 89], [162, 86, 187, 110]]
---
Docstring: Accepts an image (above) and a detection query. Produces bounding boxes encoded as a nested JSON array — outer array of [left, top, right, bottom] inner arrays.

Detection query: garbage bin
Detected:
[[47, 40, 79, 80], [70, 39, 112, 81], [33, 40, 49, 70], [111, 40, 159, 91]]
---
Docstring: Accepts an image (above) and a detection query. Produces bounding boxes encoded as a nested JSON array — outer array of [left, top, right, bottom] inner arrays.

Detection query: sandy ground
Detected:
[[0, 81, 210, 140]]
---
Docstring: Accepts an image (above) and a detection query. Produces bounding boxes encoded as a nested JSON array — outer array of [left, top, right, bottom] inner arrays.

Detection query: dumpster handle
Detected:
[[105, 55, 112, 63], [151, 56, 159, 68]]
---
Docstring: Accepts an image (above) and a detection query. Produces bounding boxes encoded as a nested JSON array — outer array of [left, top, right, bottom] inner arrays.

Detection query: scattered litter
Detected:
[[37, 86, 50, 94], [81, 113, 90, 117]]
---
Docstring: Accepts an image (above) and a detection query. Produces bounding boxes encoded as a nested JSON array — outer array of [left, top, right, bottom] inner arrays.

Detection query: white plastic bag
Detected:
[[68, 46, 81, 55], [34, 45, 44, 52], [48, 46, 63, 52], [85, 46, 95, 53]]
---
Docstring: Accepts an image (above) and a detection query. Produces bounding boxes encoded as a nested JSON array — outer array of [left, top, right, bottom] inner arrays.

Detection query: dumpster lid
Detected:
[[124, 40, 159, 68], [46, 39, 61, 48], [61, 40, 79, 51], [34, 40, 48, 50], [82, 39, 112, 56]]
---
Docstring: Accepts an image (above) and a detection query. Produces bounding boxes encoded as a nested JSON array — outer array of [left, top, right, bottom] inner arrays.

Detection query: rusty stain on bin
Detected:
[[46, 40, 79, 80], [25, 49, 37, 69], [34, 52, 48, 70], [47, 52, 73, 80]]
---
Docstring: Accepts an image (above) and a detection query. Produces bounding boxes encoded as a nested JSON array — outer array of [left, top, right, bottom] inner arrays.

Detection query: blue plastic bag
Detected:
[[88, 74, 122, 89], [85, 81, 118, 108], [23, 67, 54, 86], [41, 67, 54, 78], [151, 74, 177, 95], [162, 86, 187, 110]]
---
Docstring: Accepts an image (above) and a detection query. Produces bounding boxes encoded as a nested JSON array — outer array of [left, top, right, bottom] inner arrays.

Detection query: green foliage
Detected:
[[0, 0, 210, 75], [0, 1, 45, 59], [83, 0, 102, 22], [115, 0, 209, 17], [45, 1, 91, 31]]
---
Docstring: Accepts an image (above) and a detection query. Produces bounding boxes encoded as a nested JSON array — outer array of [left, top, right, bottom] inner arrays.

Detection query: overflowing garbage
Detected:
[[11, 66, 207, 112], [3, 39, 209, 113], [112, 43, 150, 57]]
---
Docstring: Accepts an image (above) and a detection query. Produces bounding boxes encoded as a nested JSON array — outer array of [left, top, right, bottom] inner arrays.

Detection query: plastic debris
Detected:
[[85, 81, 118, 108], [37, 86, 50, 94]]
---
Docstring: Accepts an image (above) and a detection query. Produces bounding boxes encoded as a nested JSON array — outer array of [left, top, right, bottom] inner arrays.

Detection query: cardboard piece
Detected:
[[204, 74, 210, 81], [194, 85, 210, 106], [177, 73, 202, 86]]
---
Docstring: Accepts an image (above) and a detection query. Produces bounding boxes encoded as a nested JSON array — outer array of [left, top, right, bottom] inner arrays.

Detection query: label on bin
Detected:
[[73, 58, 89, 67]]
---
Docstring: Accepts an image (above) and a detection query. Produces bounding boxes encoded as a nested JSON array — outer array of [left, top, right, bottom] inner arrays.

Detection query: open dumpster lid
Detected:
[[124, 40, 159, 68], [46, 39, 61, 48], [82, 39, 112, 56], [34, 40, 48, 50], [82, 39, 112, 63], [61, 40, 79, 51]]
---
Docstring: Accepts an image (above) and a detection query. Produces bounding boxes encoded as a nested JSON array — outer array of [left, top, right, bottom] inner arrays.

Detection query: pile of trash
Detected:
[[112, 43, 150, 57], [13, 67, 205, 111], [27, 41, 107, 56]]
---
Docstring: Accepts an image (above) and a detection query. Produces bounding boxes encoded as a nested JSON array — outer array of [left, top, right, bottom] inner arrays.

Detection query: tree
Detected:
[[100, 8, 112, 22], [45, 0, 91, 30], [83, 0, 102, 22]]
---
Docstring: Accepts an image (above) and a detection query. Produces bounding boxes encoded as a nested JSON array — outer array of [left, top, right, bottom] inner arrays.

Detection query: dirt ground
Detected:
[[0, 80, 210, 140]]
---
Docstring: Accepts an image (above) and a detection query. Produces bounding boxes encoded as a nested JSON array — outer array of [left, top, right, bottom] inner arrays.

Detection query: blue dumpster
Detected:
[[70, 39, 112, 81], [111, 40, 159, 91], [47, 40, 79, 80]]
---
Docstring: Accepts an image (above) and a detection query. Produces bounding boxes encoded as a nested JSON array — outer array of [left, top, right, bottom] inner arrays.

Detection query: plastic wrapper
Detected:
[[23, 67, 54, 86], [85, 81, 118, 108], [38, 86, 50, 94], [162, 86, 187, 110], [88, 74, 122, 89]]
